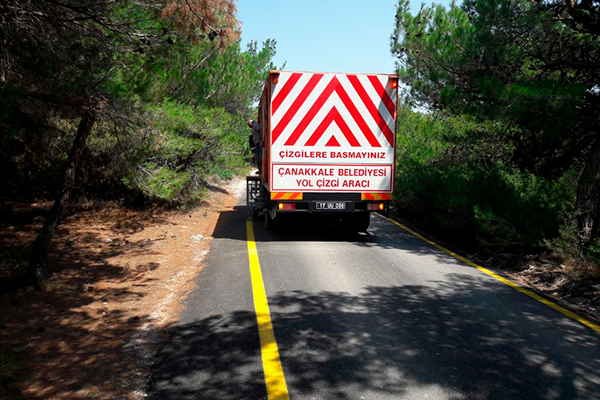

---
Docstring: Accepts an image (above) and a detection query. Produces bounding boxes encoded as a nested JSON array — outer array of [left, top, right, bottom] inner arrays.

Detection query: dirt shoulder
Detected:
[[0, 180, 244, 400]]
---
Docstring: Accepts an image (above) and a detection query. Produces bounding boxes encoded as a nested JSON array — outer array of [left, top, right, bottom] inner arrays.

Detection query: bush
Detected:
[[83, 100, 251, 205], [394, 107, 576, 252]]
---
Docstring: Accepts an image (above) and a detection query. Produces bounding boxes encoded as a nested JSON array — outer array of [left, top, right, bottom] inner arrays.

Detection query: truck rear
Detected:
[[247, 70, 399, 231]]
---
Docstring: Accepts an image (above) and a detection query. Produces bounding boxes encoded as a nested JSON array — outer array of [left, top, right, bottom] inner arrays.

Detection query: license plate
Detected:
[[316, 201, 346, 210]]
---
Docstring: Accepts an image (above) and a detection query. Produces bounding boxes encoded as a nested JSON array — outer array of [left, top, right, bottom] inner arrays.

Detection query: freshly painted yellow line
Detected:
[[246, 219, 290, 400], [377, 214, 600, 334]]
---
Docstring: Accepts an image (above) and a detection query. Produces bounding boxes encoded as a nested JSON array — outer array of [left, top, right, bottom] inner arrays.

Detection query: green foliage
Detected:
[[392, 0, 594, 175], [83, 100, 253, 204], [80, 35, 276, 205], [394, 107, 574, 251], [391, 0, 600, 256], [158, 40, 277, 113], [142, 102, 247, 199], [138, 163, 191, 200], [0, 1, 275, 205]]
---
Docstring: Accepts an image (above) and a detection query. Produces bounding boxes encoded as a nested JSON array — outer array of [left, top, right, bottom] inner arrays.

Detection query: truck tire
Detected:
[[342, 212, 370, 232], [264, 210, 276, 231]]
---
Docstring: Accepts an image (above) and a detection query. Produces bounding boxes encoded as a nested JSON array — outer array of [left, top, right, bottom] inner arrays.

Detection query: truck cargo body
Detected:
[[247, 70, 398, 231]]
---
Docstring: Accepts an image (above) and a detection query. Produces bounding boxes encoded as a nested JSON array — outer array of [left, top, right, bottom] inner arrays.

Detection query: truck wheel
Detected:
[[343, 213, 370, 232], [264, 210, 276, 231]]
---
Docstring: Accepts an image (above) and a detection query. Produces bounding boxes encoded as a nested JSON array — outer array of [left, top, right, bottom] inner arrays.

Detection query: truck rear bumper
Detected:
[[247, 178, 391, 217], [274, 199, 389, 216]]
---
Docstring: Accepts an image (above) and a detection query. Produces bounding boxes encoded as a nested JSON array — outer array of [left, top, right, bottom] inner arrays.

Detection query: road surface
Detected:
[[149, 198, 600, 400]]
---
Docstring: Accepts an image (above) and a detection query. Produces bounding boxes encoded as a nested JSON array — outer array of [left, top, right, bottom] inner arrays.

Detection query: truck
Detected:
[[247, 70, 399, 231]]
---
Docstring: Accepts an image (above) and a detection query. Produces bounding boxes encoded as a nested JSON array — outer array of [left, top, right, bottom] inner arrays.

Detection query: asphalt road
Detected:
[[149, 198, 600, 400]]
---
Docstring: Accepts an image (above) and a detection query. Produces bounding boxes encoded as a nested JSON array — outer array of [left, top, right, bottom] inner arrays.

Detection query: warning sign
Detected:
[[271, 164, 393, 192], [268, 71, 397, 193]]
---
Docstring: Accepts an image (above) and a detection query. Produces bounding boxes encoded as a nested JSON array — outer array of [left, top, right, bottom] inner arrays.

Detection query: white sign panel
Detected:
[[269, 72, 397, 193]]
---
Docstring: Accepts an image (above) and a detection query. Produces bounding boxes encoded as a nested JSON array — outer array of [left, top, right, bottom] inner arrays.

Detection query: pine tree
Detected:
[[392, 0, 600, 253]]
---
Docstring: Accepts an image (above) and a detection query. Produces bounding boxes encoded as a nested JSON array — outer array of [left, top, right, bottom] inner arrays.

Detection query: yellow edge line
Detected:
[[377, 214, 600, 334], [246, 219, 290, 400]]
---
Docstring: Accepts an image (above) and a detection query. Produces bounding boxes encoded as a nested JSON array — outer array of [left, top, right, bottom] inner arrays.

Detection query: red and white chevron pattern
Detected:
[[270, 72, 397, 149]]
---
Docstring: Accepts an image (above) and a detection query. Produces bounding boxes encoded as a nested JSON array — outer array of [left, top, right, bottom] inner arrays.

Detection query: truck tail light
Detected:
[[278, 202, 295, 210], [368, 203, 385, 211], [272, 72, 280, 84]]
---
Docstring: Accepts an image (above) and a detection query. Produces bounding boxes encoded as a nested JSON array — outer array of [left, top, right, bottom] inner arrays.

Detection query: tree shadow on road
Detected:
[[150, 275, 600, 400], [211, 206, 470, 275]]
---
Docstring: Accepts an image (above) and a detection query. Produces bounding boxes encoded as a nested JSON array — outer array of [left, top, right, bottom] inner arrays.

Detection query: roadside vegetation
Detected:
[[0, 0, 275, 288], [1, 0, 598, 309], [1, 0, 599, 398], [391, 0, 600, 276]]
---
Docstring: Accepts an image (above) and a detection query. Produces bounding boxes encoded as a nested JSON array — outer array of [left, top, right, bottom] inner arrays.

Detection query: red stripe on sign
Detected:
[[347, 75, 394, 146], [364, 193, 374, 200], [272, 193, 283, 200], [325, 136, 340, 147], [285, 77, 382, 148], [305, 107, 360, 147], [284, 76, 338, 146], [334, 82, 382, 148], [272, 74, 323, 144], [367, 75, 396, 119], [272, 73, 302, 115]]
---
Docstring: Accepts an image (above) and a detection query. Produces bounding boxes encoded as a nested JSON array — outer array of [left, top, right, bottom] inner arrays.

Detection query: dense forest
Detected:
[[391, 0, 600, 267], [1, 0, 599, 289], [0, 0, 276, 287]]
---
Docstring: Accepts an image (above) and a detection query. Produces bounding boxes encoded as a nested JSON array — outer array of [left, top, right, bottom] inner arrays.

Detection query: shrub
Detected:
[[394, 107, 575, 252]]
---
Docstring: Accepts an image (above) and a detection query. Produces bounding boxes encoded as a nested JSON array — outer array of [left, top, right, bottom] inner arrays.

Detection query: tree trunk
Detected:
[[26, 105, 96, 289], [573, 139, 600, 254]]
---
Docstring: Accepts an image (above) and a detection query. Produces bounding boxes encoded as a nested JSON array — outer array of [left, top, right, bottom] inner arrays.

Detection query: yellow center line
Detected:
[[246, 219, 290, 400], [377, 214, 600, 334]]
